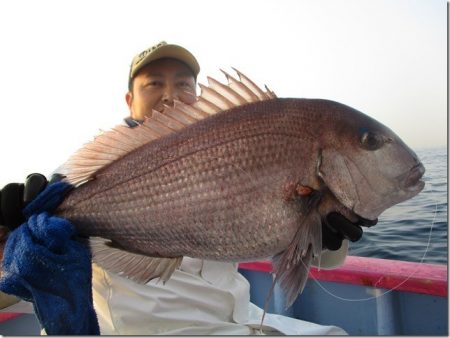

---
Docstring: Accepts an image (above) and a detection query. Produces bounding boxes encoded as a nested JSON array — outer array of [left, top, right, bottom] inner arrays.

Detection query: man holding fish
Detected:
[[1, 40, 417, 335]]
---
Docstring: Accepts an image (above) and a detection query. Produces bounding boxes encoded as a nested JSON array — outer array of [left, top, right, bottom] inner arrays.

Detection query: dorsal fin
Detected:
[[61, 69, 277, 186]]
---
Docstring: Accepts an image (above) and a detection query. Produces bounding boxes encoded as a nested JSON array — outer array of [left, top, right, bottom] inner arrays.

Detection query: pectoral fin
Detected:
[[271, 210, 322, 308], [89, 237, 182, 284]]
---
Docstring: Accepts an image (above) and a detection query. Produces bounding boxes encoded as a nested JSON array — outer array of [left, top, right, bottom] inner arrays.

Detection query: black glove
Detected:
[[322, 212, 378, 251], [0, 173, 48, 230]]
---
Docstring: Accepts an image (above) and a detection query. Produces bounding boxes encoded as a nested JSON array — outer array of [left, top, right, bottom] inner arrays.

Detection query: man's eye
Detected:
[[146, 81, 162, 87], [178, 81, 191, 88]]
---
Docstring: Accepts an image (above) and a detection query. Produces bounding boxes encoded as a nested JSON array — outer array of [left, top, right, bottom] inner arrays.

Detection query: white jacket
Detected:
[[92, 251, 348, 335]]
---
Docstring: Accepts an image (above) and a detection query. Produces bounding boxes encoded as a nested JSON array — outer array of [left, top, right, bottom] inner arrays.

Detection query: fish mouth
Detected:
[[351, 163, 425, 221], [401, 163, 426, 192]]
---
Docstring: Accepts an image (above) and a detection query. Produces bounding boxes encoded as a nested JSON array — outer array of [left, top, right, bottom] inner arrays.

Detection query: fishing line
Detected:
[[304, 202, 438, 302]]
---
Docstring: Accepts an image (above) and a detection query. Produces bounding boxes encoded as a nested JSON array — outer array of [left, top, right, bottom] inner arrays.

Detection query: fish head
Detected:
[[315, 100, 425, 221]]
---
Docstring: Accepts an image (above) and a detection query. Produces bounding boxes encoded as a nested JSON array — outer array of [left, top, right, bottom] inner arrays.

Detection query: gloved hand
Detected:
[[0, 181, 100, 335], [0, 173, 49, 262], [322, 212, 378, 250], [0, 173, 48, 230]]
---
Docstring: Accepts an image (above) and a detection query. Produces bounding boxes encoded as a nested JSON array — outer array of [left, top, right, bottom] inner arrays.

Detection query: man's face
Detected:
[[126, 58, 197, 121]]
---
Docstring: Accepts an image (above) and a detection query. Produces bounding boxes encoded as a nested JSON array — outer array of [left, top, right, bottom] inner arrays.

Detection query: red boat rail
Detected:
[[0, 312, 22, 323], [239, 255, 448, 297]]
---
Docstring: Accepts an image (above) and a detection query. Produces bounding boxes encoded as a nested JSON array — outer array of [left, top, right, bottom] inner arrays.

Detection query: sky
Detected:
[[0, 0, 447, 187]]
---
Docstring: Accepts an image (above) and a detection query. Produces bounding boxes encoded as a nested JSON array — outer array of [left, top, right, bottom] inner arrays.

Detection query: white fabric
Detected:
[[92, 257, 347, 335], [312, 240, 349, 269]]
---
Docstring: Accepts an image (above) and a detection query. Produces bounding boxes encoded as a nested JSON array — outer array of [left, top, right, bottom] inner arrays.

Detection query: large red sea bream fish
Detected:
[[54, 69, 425, 306]]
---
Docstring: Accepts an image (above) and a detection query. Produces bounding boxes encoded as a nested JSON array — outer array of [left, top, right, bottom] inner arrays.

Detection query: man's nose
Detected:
[[161, 86, 177, 106]]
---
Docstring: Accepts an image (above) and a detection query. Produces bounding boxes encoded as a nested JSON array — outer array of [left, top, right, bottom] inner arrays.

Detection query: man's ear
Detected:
[[125, 91, 133, 110]]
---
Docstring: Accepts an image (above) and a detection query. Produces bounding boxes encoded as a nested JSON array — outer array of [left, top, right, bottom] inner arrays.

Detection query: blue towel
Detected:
[[0, 182, 100, 335]]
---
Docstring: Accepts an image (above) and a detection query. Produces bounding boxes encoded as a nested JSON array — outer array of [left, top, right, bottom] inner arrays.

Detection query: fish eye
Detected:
[[360, 131, 385, 151]]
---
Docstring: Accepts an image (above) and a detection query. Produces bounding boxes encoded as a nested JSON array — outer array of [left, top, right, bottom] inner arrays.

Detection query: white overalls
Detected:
[[91, 242, 348, 335]]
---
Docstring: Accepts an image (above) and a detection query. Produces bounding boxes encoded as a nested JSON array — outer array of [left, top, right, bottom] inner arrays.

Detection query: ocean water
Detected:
[[349, 147, 448, 265]]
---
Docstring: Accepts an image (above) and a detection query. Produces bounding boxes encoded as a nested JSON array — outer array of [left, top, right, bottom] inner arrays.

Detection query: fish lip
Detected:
[[402, 163, 426, 191]]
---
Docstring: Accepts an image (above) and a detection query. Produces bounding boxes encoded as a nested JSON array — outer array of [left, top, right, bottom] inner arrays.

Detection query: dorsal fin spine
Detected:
[[193, 96, 221, 114], [164, 103, 199, 124], [207, 76, 247, 105], [232, 67, 269, 100], [145, 116, 175, 134], [152, 110, 186, 130], [93, 137, 134, 152], [220, 69, 259, 102], [265, 85, 277, 99], [174, 100, 209, 119], [198, 83, 234, 110], [96, 132, 138, 150]]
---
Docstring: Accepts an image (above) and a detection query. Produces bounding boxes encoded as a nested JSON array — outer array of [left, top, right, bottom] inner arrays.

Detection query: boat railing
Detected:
[[238, 255, 448, 335]]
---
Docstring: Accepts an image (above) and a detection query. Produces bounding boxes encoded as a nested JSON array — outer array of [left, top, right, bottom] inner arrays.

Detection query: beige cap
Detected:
[[129, 41, 200, 83]]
